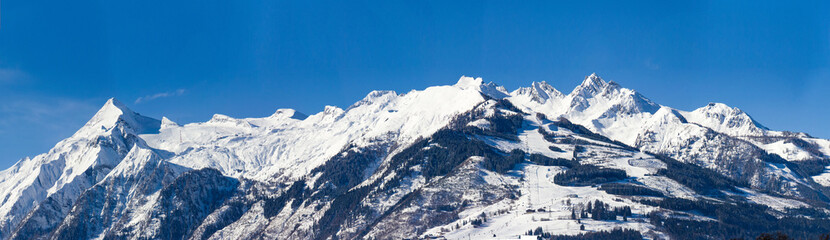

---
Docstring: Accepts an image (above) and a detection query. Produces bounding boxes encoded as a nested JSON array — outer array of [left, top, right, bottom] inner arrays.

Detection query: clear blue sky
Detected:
[[0, 1, 828, 168]]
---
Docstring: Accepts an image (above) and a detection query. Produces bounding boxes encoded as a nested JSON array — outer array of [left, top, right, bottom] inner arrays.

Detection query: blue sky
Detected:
[[0, 1, 828, 168]]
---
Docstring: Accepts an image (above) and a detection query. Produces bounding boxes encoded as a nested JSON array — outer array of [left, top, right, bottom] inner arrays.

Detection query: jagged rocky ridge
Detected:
[[1, 74, 830, 239]]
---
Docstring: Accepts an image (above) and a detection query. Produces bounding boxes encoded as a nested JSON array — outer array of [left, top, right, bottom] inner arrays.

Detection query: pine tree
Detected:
[[534, 227, 544, 235]]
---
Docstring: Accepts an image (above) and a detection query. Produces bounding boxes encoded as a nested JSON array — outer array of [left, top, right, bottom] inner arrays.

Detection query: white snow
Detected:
[[813, 167, 830, 187], [140, 80, 487, 182], [424, 164, 666, 240], [740, 188, 811, 212]]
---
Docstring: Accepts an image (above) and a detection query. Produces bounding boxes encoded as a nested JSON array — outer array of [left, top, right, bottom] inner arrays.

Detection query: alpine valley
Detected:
[[2, 74, 830, 240]]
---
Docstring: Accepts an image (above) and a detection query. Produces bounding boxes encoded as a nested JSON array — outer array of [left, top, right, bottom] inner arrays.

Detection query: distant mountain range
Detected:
[[2, 74, 829, 239]]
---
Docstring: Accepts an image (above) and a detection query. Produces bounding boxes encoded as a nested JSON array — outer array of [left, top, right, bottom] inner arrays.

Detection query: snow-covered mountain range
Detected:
[[2, 74, 830, 239]]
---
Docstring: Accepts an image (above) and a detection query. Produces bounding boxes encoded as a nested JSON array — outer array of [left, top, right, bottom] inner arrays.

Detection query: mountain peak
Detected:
[[582, 73, 607, 88], [85, 98, 135, 129], [98, 98, 132, 117], [349, 90, 398, 110], [571, 73, 608, 97], [454, 76, 508, 99], [77, 98, 161, 136], [160, 117, 179, 128], [533, 80, 552, 87], [269, 108, 308, 120], [105, 97, 128, 109], [699, 102, 747, 117], [532, 81, 562, 98], [454, 76, 483, 90], [691, 102, 770, 131], [512, 81, 563, 103]]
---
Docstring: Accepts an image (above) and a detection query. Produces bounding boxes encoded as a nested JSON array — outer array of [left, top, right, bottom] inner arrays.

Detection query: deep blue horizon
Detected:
[[1, 1, 828, 168]]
